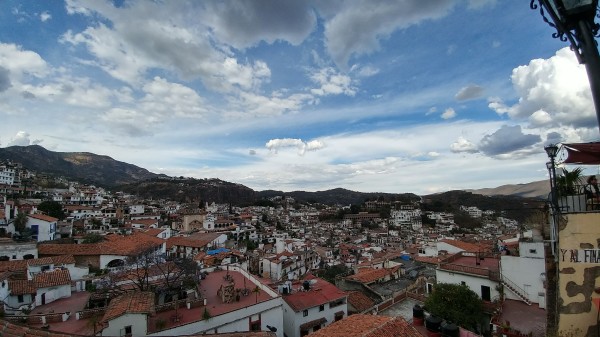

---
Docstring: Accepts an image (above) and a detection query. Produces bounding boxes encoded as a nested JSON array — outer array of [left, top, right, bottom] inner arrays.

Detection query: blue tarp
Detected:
[[207, 248, 230, 255], [400, 255, 411, 261]]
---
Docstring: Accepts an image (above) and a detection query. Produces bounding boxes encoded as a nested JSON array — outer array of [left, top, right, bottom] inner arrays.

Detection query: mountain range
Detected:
[[0, 145, 550, 205]]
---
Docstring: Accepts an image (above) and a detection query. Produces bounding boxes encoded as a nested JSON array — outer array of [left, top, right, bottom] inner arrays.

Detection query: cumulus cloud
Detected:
[[489, 47, 593, 129], [322, 0, 455, 67], [0, 43, 48, 79], [7, 131, 43, 147], [455, 84, 484, 101], [441, 108, 456, 119], [266, 138, 325, 155], [478, 125, 541, 156], [310, 67, 357, 96], [450, 136, 478, 153]]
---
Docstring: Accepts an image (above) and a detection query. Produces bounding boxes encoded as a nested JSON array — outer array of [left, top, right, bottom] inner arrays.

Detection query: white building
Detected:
[[500, 239, 546, 308], [27, 214, 58, 242], [281, 276, 348, 337]]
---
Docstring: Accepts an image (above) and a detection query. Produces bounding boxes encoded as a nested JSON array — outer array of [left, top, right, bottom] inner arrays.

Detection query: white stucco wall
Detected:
[[0, 242, 37, 260], [148, 298, 284, 337], [36, 284, 71, 306], [282, 298, 348, 337], [436, 269, 499, 301], [102, 313, 148, 337], [500, 242, 546, 308], [99, 254, 128, 269]]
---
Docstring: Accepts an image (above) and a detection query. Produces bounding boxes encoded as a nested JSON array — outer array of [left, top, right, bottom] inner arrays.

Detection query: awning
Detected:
[[562, 142, 600, 165], [299, 317, 327, 331]]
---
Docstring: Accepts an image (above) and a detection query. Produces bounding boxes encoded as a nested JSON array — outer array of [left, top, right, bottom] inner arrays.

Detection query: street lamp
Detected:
[[531, 0, 600, 132], [545, 143, 560, 256]]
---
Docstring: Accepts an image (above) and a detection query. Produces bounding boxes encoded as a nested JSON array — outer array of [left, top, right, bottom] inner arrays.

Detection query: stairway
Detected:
[[501, 277, 532, 306]]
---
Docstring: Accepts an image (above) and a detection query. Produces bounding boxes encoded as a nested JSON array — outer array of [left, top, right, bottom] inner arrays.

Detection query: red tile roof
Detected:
[[440, 239, 485, 252], [347, 291, 376, 312], [8, 279, 36, 295], [28, 213, 59, 222], [307, 314, 422, 337], [0, 255, 76, 272], [282, 277, 346, 312], [34, 269, 71, 288], [38, 233, 163, 257], [0, 319, 79, 337], [346, 266, 400, 284], [102, 291, 155, 323]]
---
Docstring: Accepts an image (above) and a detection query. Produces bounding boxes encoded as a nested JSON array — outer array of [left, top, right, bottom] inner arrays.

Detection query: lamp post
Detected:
[[545, 143, 560, 256], [531, 0, 600, 133]]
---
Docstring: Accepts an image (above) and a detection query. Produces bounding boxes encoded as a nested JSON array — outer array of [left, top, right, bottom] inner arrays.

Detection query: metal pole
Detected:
[[577, 19, 600, 133]]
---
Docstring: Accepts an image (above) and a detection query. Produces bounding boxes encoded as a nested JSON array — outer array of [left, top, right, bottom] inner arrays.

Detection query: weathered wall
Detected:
[[558, 212, 600, 337]]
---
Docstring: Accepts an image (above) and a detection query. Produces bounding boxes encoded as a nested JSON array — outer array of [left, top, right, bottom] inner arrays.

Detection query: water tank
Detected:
[[303, 280, 310, 290], [425, 315, 442, 332], [412, 304, 424, 326], [440, 321, 459, 337], [413, 305, 424, 318]]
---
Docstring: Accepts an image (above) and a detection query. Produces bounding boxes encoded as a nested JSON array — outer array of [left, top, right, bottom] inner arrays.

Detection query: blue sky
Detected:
[[0, 0, 597, 194]]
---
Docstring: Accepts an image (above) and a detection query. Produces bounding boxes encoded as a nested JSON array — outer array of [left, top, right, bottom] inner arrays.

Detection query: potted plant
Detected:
[[556, 167, 586, 212]]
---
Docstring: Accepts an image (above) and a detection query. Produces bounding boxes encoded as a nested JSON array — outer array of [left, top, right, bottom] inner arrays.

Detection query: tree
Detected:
[[13, 212, 28, 233], [424, 283, 484, 331], [82, 233, 105, 243], [37, 201, 66, 220]]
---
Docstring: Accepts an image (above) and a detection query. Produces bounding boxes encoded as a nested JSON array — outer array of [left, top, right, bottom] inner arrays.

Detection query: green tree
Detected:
[[13, 212, 28, 233], [37, 201, 66, 220], [424, 283, 484, 331], [82, 233, 105, 243]]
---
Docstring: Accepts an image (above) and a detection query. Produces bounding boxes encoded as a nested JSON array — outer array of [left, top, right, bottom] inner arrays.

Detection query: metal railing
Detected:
[[553, 183, 600, 213]]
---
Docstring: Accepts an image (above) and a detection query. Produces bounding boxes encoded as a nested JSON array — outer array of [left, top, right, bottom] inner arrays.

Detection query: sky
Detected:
[[0, 0, 598, 195]]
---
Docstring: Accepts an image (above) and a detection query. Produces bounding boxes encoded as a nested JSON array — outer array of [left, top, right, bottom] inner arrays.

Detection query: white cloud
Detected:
[[40, 11, 51, 22], [489, 47, 593, 129], [441, 108, 456, 119], [0, 43, 48, 80], [140, 77, 208, 118], [310, 67, 357, 96], [266, 138, 325, 156], [450, 136, 478, 153], [7, 131, 43, 147]]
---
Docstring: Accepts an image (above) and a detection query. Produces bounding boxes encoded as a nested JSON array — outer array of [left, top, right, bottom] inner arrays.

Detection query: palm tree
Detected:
[[557, 167, 584, 195], [13, 212, 28, 234]]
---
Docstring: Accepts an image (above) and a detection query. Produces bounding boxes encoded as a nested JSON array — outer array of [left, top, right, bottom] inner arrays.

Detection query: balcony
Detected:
[[551, 183, 600, 214]]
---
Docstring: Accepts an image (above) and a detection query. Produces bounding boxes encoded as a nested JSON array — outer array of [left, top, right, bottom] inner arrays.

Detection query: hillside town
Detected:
[[0, 160, 554, 336]]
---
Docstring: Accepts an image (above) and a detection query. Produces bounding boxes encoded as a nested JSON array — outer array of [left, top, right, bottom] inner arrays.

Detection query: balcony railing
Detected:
[[552, 183, 600, 214]]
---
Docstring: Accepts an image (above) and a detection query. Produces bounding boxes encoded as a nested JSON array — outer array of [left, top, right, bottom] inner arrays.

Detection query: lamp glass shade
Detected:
[[545, 144, 559, 158], [558, 0, 598, 18], [561, 0, 594, 11]]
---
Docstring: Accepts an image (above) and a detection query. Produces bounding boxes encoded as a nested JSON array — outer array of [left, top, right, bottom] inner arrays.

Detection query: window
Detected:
[[124, 325, 132, 337], [17, 295, 23, 303], [529, 249, 537, 254], [319, 304, 324, 312], [461, 281, 466, 286], [303, 309, 308, 317]]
